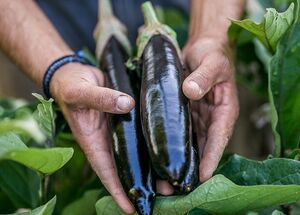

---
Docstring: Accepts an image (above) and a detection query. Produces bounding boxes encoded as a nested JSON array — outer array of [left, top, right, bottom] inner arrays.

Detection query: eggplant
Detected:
[[177, 145, 199, 193], [94, 1, 154, 214], [138, 10, 192, 184], [137, 2, 193, 185], [100, 36, 155, 215]]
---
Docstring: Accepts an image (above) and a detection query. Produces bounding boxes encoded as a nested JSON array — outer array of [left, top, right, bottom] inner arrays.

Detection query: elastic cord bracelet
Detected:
[[42, 52, 95, 99]]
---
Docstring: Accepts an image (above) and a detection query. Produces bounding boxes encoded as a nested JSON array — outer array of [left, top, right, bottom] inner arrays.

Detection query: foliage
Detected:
[[231, 3, 294, 54], [0, 94, 74, 214], [269, 1, 300, 154], [10, 196, 57, 215], [232, 0, 300, 156], [216, 154, 300, 185], [95, 175, 300, 215]]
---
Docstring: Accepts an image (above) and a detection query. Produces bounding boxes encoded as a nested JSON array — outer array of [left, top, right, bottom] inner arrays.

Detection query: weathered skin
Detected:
[[140, 34, 192, 185], [101, 37, 155, 215]]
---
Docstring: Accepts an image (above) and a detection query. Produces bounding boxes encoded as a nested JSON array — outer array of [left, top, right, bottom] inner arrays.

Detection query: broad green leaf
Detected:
[[231, 2, 294, 53], [0, 161, 40, 209], [0, 133, 74, 174], [32, 93, 56, 141], [216, 154, 300, 185], [269, 0, 300, 154], [62, 189, 104, 215], [3, 148, 74, 174], [95, 175, 300, 215], [0, 133, 26, 157], [0, 115, 46, 143], [11, 196, 56, 215]]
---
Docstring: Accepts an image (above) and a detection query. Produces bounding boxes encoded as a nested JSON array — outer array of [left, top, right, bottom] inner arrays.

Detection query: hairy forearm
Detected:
[[0, 0, 73, 87], [189, 0, 245, 43]]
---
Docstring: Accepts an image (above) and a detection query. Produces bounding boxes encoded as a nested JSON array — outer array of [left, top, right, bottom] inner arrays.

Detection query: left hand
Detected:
[[182, 38, 239, 182]]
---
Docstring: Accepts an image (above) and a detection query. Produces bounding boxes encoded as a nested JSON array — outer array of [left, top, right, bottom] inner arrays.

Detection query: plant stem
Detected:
[[40, 175, 49, 204], [141, 2, 160, 26], [100, 0, 113, 19]]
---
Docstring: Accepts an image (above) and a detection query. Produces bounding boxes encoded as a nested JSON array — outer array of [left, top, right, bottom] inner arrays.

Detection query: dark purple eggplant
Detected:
[[137, 2, 193, 186], [100, 36, 155, 215], [140, 35, 192, 185], [177, 145, 199, 193], [95, 1, 154, 214]]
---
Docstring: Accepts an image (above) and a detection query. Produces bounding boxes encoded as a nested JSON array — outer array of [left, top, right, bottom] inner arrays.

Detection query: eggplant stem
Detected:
[[99, 0, 113, 19], [141, 2, 160, 26], [94, 0, 131, 61], [136, 1, 182, 60]]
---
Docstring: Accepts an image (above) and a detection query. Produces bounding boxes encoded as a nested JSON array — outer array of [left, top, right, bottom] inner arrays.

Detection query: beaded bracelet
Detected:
[[42, 53, 94, 99]]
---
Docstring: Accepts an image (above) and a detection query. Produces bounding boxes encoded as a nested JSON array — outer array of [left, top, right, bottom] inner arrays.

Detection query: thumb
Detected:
[[76, 85, 135, 113], [183, 56, 231, 100]]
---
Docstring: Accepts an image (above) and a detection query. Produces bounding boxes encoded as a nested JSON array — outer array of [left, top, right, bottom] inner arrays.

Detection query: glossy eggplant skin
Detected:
[[177, 146, 198, 192], [101, 37, 155, 215], [176, 131, 199, 193], [140, 35, 192, 185]]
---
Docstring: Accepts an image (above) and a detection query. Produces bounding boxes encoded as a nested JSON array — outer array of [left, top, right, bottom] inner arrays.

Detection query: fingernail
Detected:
[[188, 81, 202, 97], [116, 96, 132, 111]]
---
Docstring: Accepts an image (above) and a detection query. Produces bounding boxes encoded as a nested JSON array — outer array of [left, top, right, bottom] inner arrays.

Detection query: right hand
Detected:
[[50, 63, 175, 214]]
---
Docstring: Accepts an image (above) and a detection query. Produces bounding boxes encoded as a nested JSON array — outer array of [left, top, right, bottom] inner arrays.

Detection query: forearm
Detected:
[[189, 0, 245, 43], [0, 0, 73, 87]]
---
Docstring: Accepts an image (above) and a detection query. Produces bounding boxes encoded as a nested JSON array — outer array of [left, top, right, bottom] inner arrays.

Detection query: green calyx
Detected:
[[136, 1, 181, 59], [94, 0, 131, 61]]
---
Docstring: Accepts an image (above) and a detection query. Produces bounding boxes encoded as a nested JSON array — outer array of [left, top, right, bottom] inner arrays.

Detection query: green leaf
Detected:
[[0, 161, 40, 209], [216, 154, 300, 185], [32, 93, 56, 141], [11, 196, 56, 215], [231, 2, 294, 53], [0, 133, 27, 156], [95, 175, 300, 215], [272, 210, 285, 215], [0, 133, 74, 174], [62, 189, 104, 215], [0, 116, 46, 143], [269, 0, 300, 154]]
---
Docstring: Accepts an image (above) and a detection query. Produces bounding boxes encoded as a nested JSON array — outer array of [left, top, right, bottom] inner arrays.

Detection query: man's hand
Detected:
[[182, 38, 239, 182], [49, 63, 174, 213], [50, 63, 137, 213]]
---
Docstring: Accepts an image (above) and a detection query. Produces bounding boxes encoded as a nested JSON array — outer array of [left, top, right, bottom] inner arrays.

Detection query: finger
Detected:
[[82, 133, 135, 213], [69, 115, 135, 214], [156, 180, 174, 195], [182, 55, 231, 100], [199, 83, 239, 182], [75, 85, 135, 114]]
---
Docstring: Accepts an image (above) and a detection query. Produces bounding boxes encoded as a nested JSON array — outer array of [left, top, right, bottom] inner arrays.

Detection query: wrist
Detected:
[[188, 0, 245, 45], [47, 58, 95, 102], [49, 62, 84, 101]]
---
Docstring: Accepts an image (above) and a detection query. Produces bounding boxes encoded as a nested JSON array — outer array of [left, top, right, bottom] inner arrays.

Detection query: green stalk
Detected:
[[99, 0, 113, 19], [136, 1, 181, 59], [141, 2, 160, 26], [94, 0, 131, 61]]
